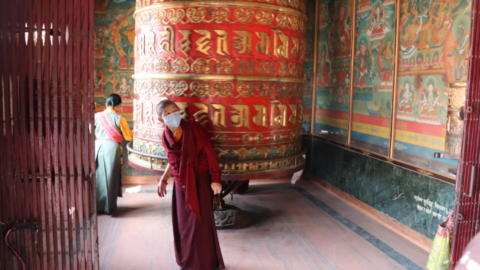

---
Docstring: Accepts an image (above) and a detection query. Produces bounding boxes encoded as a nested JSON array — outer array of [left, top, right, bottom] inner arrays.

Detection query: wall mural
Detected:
[[94, 0, 136, 125], [314, 0, 354, 144], [302, 0, 318, 133], [350, 0, 396, 155], [393, 0, 471, 175], [311, 0, 471, 178]]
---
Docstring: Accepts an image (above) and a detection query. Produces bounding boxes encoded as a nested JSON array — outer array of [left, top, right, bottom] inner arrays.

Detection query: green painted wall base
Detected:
[[302, 136, 455, 240]]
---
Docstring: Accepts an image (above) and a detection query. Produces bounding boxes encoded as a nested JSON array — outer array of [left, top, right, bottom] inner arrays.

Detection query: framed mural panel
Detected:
[[308, 0, 471, 181], [350, 0, 396, 156], [392, 0, 471, 177], [303, 0, 319, 133], [94, 0, 136, 125], [314, 0, 354, 144]]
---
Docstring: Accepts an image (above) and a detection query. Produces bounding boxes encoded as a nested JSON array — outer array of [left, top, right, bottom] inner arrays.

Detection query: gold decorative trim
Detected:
[[136, 57, 304, 78], [362, 150, 372, 156], [135, 80, 303, 98], [449, 82, 467, 88], [397, 69, 446, 75], [212, 139, 302, 147], [133, 126, 302, 133], [134, 1, 308, 21], [208, 127, 301, 133], [417, 169, 434, 176], [135, 7, 306, 33], [133, 73, 306, 83]]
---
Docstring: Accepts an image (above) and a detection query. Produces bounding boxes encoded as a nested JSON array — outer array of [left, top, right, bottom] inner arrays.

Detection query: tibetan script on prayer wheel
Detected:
[[129, 0, 307, 178]]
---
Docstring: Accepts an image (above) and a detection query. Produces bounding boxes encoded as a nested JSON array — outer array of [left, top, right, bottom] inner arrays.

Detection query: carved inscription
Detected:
[[158, 25, 175, 54], [138, 27, 303, 61], [179, 30, 192, 56], [194, 30, 212, 56], [190, 101, 300, 129]]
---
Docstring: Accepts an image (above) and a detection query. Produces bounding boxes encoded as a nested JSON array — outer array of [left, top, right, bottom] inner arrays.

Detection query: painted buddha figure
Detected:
[[116, 76, 132, 98], [371, 5, 385, 35], [420, 83, 441, 116], [334, 2, 351, 56], [398, 82, 414, 113], [381, 38, 393, 83], [355, 40, 371, 86]]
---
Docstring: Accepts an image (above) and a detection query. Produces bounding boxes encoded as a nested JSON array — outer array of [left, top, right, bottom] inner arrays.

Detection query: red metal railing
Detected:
[[0, 0, 98, 269], [451, 0, 480, 267]]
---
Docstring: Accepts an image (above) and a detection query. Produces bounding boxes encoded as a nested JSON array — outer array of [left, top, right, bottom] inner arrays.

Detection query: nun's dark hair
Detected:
[[106, 94, 122, 107], [156, 99, 176, 118]]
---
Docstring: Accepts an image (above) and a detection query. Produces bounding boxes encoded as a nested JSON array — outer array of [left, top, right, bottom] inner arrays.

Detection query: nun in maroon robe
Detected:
[[156, 100, 225, 270]]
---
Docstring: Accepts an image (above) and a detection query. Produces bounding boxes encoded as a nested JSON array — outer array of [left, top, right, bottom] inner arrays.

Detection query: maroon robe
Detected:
[[163, 120, 225, 270]]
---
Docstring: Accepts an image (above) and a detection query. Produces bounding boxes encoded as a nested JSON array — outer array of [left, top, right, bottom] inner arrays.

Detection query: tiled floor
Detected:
[[98, 181, 429, 270]]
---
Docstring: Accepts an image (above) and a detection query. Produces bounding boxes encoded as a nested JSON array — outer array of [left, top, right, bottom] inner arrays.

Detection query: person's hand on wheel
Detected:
[[194, 111, 209, 127]]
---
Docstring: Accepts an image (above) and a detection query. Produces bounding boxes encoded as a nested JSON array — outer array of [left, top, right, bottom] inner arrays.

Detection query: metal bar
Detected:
[[73, 0, 86, 267], [35, 0, 50, 267], [17, 0, 36, 268], [26, 1, 40, 268], [0, 0, 4, 265], [81, 1, 93, 268], [42, 0, 57, 267], [51, 0, 65, 267], [471, 3, 480, 241], [310, 0, 319, 134], [88, 0, 100, 264], [87, 0, 99, 267], [464, 165, 475, 197], [4, 0, 18, 268], [0, 0, 11, 267], [221, 181, 248, 200], [58, 0, 72, 268], [451, 0, 480, 265], [461, 0, 480, 252], [9, 1, 28, 269], [67, 0, 79, 267]]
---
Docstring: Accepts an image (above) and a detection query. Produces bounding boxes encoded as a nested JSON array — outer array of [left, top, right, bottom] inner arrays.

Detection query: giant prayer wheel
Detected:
[[128, 0, 307, 180]]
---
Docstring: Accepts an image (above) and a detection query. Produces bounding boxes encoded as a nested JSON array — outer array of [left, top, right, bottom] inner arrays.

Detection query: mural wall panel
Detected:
[[351, 0, 396, 156], [393, 0, 471, 176], [94, 0, 136, 124], [310, 0, 471, 179], [314, 0, 354, 144]]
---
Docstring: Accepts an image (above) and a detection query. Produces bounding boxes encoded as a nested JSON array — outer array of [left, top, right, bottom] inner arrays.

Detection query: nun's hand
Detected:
[[211, 183, 222, 195], [157, 180, 167, 198], [194, 111, 209, 127]]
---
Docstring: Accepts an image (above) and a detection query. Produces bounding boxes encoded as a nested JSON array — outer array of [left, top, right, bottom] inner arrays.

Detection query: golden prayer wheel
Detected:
[[128, 0, 308, 180], [444, 77, 467, 158]]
